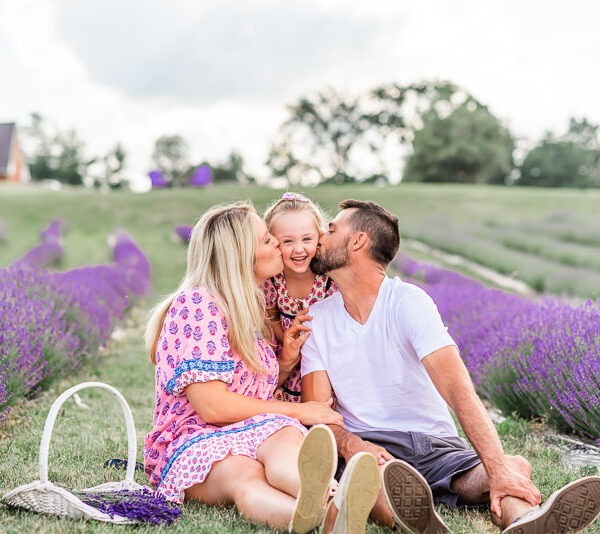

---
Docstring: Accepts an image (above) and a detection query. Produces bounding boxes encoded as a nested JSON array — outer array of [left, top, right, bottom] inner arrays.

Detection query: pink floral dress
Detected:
[[144, 287, 307, 503], [261, 273, 338, 403]]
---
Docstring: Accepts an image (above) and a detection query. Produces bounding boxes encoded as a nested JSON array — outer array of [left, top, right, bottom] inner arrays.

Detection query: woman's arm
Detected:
[[185, 380, 343, 427]]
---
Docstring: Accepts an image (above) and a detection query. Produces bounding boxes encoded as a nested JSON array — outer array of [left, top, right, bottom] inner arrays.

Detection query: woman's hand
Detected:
[[296, 398, 344, 427], [279, 307, 312, 373]]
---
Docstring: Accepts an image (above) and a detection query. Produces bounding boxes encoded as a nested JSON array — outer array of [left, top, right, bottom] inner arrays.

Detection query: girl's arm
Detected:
[[185, 380, 343, 427], [277, 308, 312, 387], [267, 306, 285, 343]]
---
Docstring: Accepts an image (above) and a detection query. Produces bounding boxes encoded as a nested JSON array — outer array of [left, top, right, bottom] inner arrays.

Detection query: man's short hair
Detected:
[[339, 199, 400, 267]]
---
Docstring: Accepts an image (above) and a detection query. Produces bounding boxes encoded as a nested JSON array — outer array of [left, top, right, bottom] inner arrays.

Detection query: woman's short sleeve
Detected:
[[157, 289, 235, 397]]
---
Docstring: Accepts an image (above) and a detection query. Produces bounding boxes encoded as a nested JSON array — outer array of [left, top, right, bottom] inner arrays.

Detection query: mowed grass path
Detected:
[[0, 183, 599, 533]]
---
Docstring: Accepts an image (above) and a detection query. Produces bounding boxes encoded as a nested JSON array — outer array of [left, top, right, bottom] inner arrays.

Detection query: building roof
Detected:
[[0, 122, 16, 173]]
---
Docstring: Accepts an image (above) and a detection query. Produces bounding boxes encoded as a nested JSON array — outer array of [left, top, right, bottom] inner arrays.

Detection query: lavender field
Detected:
[[396, 254, 600, 446], [1, 182, 599, 533], [0, 220, 151, 419]]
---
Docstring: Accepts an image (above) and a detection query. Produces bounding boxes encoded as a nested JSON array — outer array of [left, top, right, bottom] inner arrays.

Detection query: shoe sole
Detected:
[[290, 425, 337, 534], [382, 459, 450, 534], [332, 452, 380, 534], [502, 476, 600, 534]]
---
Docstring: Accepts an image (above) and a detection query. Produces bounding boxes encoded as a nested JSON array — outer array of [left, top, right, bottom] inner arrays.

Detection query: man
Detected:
[[301, 199, 600, 533]]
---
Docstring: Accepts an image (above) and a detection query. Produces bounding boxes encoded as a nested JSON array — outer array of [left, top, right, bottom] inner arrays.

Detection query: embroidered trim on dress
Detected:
[[159, 415, 294, 484], [166, 359, 235, 394]]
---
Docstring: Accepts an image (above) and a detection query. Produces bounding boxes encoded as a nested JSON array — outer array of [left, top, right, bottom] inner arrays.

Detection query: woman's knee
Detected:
[[231, 459, 268, 507], [257, 426, 304, 464], [265, 426, 304, 449], [187, 455, 264, 504]]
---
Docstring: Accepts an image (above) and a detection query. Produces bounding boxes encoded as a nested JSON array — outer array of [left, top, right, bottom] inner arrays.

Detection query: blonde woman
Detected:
[[143, 202, 379, 533]]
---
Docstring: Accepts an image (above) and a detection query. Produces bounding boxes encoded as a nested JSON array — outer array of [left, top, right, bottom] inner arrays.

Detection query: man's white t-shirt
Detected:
[[301, 276, 458, 437]]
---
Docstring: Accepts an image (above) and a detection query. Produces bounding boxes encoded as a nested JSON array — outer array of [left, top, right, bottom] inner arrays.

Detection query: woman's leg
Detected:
[[256, 425, 305, 496], [185, 454, 296, 530]]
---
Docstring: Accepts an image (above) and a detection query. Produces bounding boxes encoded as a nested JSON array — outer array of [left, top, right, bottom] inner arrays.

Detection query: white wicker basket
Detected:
[[2, 381, 148, 523]]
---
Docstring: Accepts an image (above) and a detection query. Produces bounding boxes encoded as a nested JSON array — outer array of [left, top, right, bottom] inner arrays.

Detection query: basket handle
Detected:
[[39, 382, 138, 485]]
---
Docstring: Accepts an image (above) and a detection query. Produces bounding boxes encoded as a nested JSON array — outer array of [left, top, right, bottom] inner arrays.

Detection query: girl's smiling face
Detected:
[[269, 211, 320, 276]]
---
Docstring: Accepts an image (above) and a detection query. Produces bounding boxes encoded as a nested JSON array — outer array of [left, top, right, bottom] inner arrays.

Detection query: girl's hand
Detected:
[[279, 308, 312, 372], [297, 398, 344, 427]]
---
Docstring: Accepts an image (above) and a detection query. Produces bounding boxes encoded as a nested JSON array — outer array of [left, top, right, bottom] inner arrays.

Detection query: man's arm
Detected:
[[302, 371, 393, 465], [422, 345, 541, 516]]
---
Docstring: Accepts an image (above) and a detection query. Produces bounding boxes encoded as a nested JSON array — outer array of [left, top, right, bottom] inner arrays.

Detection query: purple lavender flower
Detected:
[[0, 227, 152, 419], [12, 220, 65, 269], [394, 252, 600, 442], [76, 488, 182, 525], [174, 225, 193, 243]]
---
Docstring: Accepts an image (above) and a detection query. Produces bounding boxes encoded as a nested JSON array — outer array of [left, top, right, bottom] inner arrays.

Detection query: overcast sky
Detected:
[[1, 0, 599, 183]]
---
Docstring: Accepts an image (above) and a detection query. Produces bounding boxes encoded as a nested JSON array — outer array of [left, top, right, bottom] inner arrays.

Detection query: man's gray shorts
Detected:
[[337, 430, 482, 507]]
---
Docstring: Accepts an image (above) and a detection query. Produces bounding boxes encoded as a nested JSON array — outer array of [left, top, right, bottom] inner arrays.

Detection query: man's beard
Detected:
[[310, 238, 350, 275]]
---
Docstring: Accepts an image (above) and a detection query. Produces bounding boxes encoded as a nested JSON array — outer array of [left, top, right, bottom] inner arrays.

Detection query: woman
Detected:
[[143, 202, 378, 533]]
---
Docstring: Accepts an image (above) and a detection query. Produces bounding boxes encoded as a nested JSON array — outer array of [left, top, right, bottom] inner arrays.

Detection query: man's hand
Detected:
[[488, 456, 541, 519], [333, 426, 394, 465]]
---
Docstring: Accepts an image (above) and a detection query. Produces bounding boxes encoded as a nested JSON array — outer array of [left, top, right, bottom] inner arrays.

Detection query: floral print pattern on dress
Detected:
[[144, 287, 306, 503]]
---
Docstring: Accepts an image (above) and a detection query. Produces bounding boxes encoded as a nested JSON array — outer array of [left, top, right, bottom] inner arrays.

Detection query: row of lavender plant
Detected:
[[12, 220, 65, 268], [0, 226, 151, 420], [395, 254, 600, 445]]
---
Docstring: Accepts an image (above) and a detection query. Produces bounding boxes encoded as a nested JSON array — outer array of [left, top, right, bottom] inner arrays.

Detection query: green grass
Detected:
[[1, 307, 598, 533], [2, 181, 600, 297], [1, 182, 600, 532]]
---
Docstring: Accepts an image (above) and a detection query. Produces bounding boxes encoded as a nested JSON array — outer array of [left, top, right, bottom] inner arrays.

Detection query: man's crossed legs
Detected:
[[348, 430, 600, 533]]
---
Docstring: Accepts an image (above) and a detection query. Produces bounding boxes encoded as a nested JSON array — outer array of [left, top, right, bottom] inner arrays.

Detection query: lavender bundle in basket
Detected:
[[77, 488, 182, 525]]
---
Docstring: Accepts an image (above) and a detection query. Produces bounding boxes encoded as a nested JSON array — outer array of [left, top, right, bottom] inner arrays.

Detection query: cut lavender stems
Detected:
[[75, 488, 182, 525]]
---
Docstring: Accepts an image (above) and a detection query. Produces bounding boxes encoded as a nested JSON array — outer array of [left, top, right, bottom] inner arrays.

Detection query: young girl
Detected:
[[262, 192, 338, 403]]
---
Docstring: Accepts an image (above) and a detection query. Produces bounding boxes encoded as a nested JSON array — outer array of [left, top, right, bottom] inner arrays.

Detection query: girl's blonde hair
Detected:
[[263, 192, 326, 234], [145, 201, 269, 371]]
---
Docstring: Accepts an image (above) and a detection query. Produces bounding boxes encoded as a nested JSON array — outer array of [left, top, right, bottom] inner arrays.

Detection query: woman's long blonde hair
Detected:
[[145, 202, 269, 371]]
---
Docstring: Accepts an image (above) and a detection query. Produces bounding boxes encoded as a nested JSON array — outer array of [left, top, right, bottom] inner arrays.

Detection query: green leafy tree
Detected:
[[93, 143, 127, 190], [518, 118, 600, 188], [212, 151, 253, 183], [151, 135, 190, 186], [267, 80, 492, 185], [267, 88, 366, 184], [403, 100, 514, 184], [24, 112, 92, 185]]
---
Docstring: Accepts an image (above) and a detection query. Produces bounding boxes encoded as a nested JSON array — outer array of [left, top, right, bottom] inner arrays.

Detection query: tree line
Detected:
[[22, 80, 600, 188]]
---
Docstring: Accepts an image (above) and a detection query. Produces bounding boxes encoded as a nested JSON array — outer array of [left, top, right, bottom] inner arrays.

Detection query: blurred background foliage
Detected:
[[19, 79, 600, 189]]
